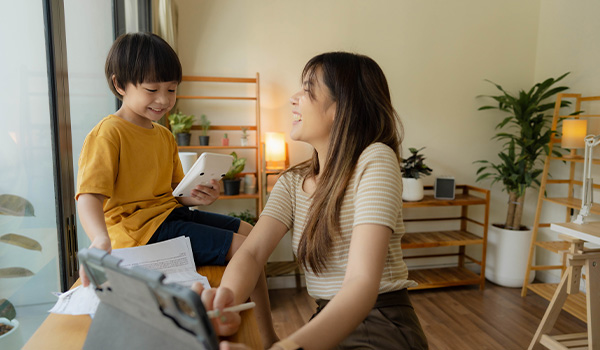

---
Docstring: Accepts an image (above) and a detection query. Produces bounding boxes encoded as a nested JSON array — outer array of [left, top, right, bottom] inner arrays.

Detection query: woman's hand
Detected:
[[191, 283, 242, 337]]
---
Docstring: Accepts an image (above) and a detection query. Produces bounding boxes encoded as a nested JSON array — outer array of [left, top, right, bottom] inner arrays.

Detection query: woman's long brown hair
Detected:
[[292, 52, 403, 274]]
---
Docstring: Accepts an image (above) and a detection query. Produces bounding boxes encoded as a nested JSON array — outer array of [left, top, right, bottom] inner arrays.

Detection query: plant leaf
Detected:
[[0, 194, 35, 216], [0, 233, 42, 251], [0, 267, 34, 278], [0, 299, 16, 320]]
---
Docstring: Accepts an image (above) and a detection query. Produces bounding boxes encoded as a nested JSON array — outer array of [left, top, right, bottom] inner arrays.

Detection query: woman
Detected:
[[211, 52, 428, 350]]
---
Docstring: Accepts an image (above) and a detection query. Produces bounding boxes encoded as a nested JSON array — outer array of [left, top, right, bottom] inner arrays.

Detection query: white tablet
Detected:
[[172, 152, 233, 197]]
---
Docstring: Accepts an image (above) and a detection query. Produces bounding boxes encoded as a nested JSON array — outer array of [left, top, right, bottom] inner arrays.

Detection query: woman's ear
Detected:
[[112, 75, 126, 97]]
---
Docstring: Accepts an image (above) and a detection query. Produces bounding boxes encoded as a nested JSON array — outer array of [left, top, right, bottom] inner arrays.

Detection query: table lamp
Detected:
[[265, 132, 287, 171], [573, 133, 600, 224], [561, 119, 587, 158]]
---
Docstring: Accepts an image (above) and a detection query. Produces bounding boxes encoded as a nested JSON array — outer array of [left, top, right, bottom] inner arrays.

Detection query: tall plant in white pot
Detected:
[[401, 147, 433, 201], [475, 73, 573, 287]]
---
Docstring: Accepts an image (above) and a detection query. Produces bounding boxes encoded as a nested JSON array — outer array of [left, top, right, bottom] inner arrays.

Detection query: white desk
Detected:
[[529, 222, 600, 350]]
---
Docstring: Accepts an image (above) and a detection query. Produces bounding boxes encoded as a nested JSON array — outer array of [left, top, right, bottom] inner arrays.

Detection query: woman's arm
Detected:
[[281, 223, 392, 350], [216, 216, 289, 306]]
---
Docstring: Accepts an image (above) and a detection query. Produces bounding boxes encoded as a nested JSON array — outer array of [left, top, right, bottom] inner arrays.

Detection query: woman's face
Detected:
[[289, 68, 336, 150]]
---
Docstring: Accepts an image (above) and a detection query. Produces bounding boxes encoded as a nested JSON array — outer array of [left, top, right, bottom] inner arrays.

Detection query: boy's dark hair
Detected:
[[105, 32, 182, 99]]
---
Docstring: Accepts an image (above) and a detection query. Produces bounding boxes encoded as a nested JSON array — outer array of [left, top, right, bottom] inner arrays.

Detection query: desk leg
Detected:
[[528, 271, 570, 350], [587, 257, 599, 350]]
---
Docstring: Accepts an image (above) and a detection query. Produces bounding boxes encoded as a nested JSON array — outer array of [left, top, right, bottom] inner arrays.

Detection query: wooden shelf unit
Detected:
[[522, 93, 600, 322], [171, 74, 263, 216], [402, 185, 490, 290]]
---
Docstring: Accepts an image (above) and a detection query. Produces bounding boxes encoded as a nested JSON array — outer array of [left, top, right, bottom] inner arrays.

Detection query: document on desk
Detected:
[[49, 236, 210, 317]]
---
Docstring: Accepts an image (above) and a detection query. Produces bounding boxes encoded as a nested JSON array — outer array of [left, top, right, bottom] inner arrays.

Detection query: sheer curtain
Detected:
[[152, 0, 179, 51]]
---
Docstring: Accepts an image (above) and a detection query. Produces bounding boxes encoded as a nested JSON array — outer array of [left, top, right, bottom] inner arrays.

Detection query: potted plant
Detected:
[[222, 133, 229, 146], [223, 152, 246, 195], [1, 194, 36, 349], [401, 147, 433, 201], [199, 114, 211, 146], [168, 111, 195, 146], [475, 73, 572, 287], [240, 127, 249, 146], [227, 209, 257, 226]]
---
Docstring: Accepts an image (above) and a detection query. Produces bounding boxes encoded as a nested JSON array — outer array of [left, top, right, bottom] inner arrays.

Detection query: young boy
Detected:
[[76, 32, 252, 283]]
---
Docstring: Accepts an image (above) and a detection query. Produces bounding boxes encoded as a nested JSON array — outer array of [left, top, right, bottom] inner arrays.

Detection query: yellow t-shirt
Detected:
[[76, 115, 185, 249]]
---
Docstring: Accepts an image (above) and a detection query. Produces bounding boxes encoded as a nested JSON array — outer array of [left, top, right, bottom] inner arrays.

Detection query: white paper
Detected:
[[49, 237, 210, 317]]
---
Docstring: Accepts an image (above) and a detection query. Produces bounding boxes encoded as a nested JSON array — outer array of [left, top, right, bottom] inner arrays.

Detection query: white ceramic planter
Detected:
[[485, 224, 535, 287], [0, 318, 23, 350], [402, 178, 424, 201]]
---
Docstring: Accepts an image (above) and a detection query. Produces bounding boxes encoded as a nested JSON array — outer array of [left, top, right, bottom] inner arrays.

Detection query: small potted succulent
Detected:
[[223, 152, 246, 195], [168, 111, 195, 146], [400, 147, 433, 201], [199, 114, 211, 146], [222, 133, 229, 146], [240, 127, 249, 146]]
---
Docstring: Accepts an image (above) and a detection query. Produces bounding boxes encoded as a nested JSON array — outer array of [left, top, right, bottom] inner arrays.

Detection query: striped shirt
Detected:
[[261, 142, 416, 299]]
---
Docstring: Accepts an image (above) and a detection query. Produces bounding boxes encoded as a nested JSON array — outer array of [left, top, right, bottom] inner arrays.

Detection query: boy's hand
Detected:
[[80, 236, 112, 287], [190, 179, 221, 205], [191, 283, 242, 337]]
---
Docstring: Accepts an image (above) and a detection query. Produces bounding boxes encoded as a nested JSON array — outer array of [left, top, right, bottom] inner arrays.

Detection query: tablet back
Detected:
[[79, 248, 219, 350], [173, 153, 234, 197]]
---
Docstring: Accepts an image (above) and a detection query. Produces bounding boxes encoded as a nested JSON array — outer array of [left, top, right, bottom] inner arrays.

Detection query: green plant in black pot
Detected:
[[199, 114, 211, 146], [223, 152, 246, 195], [168, 111, 195, 146]]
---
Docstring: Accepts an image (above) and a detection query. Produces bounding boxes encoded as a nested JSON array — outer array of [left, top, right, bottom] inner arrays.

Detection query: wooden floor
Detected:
[[268, 282, 587, 350]]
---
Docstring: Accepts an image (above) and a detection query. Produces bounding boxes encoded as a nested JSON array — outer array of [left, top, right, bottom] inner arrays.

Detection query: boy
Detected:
[[76, 32, 252, 284]]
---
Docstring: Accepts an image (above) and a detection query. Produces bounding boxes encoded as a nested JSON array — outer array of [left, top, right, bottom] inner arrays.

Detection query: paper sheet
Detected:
[[49, 237, 210, 317]]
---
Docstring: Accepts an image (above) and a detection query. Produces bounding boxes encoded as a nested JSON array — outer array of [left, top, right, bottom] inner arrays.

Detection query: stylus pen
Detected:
[[207, 301, 256, 318]]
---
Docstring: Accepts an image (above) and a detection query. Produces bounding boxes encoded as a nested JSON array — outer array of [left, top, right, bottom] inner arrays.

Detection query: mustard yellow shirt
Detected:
[[76, 115, 184, 249]]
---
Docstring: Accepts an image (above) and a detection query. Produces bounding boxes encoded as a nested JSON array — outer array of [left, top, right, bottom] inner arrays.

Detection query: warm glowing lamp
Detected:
[[561, 119, 587, 158], [265, 132, 287, 171]]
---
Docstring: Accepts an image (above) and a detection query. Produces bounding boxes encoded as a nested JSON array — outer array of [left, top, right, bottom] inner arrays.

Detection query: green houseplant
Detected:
[[227, 209, 257, 226], [168, 111, 195, 146], [475, 73, 573, 287], [223, 152, 246, 195], [400, 147, 433, 201], [199, 114, 211, 146], [0, 194, 36, 346]]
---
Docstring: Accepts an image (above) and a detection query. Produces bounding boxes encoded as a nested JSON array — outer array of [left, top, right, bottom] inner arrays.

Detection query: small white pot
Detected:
[[0, 318, 23, 350], [240, 138, 248, 146], [485, 224, 535, 288], [402, 177, 424, 201]]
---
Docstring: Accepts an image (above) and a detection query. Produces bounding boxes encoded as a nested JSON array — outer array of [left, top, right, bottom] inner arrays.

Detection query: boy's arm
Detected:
[[77, 193, 111, 286]]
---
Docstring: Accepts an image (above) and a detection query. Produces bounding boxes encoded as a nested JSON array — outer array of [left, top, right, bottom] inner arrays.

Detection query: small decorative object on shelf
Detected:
[[222, 133, 229, 146], [223, 152, 246, 196], [244, 174, 256, 194], [168, 110, 195, 146], [400, 147, 433, 201], [240, 127, 249, 146], [199, 114, 211, 146]]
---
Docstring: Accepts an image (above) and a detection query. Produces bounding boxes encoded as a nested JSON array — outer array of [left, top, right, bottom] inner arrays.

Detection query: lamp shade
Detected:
[[265, 132, 286, 170], [562, 119, 587, 149]]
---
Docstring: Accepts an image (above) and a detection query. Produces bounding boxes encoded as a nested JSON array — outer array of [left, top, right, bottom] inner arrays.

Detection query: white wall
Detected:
[[176, 0, 542, 231], [533, 0, 600, 282]]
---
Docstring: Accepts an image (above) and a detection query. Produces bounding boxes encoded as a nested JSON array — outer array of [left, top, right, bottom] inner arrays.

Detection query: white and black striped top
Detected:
[[261, 142, 416, 299]]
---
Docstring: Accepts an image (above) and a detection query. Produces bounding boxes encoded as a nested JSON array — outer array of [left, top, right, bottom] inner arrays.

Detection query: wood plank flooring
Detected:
[[268, 282, 587, 350]]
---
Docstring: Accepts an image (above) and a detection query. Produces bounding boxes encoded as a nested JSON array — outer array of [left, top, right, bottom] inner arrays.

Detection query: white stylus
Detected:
[[206, 301, 256, 318]]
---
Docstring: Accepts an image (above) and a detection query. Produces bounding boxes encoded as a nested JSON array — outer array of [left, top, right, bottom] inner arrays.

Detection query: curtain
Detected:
[[152, 0, 178, 52]]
